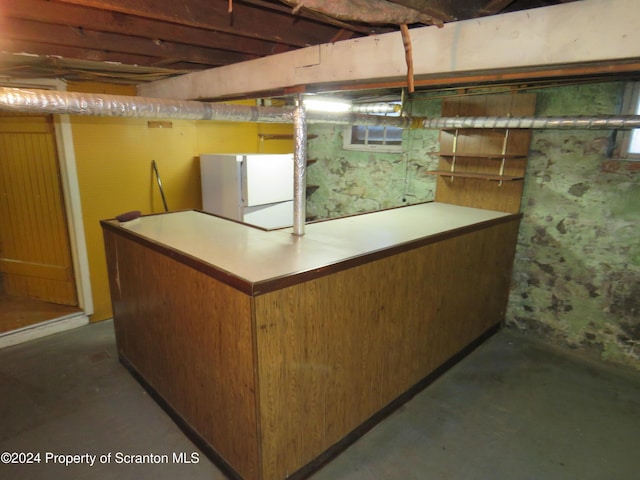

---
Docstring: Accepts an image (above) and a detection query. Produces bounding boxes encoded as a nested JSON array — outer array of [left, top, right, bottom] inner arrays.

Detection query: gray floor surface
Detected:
[[1, 320, 639, 480]]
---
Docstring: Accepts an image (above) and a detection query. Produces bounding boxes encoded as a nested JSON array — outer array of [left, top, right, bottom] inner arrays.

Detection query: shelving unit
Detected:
[[427, 128, 527, 184], [426, 170, 525, 182], [430, 93, 536, 213]]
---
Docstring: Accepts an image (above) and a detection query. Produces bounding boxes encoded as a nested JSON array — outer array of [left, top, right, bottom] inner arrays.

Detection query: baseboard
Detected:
[[0, 313, 89, 349]]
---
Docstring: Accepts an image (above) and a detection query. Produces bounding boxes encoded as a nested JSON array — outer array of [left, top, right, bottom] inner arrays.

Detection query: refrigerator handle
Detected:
[[239, 158, 246, 206]]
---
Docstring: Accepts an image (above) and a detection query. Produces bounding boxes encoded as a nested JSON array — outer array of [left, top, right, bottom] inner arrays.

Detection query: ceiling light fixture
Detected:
[[302, 96, 351, 113]]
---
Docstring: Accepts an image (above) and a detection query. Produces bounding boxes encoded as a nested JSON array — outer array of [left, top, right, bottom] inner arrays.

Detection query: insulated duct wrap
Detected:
[[308, 110, 414, 128], [0, 87, 295, 123], [293, 100, 308, 236], [0, 87, 415, 127], [2, 87, 640, 130], [421, 116, 640, 130]]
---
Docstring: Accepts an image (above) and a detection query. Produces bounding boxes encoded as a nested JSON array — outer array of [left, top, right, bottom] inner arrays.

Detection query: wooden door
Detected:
[[0, 114, 78, 306]]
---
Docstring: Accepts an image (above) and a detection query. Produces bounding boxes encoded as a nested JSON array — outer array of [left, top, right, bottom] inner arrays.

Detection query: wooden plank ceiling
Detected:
[[0, 0, 577, 85]]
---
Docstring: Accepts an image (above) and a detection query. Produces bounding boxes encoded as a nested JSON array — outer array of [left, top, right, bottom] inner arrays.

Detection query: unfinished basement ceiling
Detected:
[[0, 0, 579, 85]]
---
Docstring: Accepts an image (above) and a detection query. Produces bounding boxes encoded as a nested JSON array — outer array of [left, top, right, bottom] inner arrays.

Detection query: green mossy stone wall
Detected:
[[509, 81, 640, 370], [306, 97, 441, 219], [306, 82, 640, 370]]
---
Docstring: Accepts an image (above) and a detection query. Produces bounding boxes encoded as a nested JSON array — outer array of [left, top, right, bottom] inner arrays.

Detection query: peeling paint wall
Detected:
[[306, 97, 441, 219], [508, 81, 640, 370], [307, 82, 640, 371]]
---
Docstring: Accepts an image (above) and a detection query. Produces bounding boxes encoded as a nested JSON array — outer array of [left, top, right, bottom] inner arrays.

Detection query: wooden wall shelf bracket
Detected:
[[449, 128, 459, 182], [426, 170, 525, 182], [498, 129, 510, 187]]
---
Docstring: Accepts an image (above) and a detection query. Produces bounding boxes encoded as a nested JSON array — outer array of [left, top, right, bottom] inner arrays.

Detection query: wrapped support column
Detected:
[[292, 98, 308, 236]]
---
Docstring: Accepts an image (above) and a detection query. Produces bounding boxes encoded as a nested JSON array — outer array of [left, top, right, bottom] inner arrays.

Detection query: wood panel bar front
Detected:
[[101, 203, 521, 480], [103, 230, 260, 479], [254, 219, 519, 479]]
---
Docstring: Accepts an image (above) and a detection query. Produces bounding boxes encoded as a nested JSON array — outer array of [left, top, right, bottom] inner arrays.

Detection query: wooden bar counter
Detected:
[[101, 202, 521, 480]]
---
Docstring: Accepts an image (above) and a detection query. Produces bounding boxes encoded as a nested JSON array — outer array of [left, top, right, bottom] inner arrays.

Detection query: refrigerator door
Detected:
[[241, 154, 294, 207], [200, 154, 243, 220], [243, 200, 294, 229]]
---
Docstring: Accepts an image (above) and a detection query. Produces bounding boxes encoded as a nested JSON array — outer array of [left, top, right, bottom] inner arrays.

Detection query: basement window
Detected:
[[343, 103, 403, 153], [615, 81, 640, 160], [628, 99, 640, 155]]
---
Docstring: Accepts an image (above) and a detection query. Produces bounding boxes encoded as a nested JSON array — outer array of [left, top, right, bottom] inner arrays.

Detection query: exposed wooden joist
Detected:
[[0, 39, 162, 68], [0, 51, 188, 82], [2, 18, 254, 67], [53, 0, 355, 47], [3, 0, 283, 57], [139, 0, 640, 100]]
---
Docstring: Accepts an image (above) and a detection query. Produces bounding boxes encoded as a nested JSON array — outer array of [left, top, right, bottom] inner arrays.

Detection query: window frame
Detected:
[[614, 81, 640, 161], [342, 103, 404, 153]]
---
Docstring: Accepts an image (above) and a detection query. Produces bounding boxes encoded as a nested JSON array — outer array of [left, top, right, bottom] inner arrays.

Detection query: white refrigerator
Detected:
[[200, 153, 294, 229]]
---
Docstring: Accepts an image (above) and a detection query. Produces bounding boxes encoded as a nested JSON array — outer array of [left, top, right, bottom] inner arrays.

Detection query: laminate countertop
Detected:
[[102, 202, 517, 294]]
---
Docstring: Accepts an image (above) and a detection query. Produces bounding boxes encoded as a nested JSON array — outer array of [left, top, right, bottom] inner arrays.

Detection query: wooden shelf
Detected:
[[437, 153, 527, 160], [435, 93, 536, 212], [441, 128, 513, 134], [426, 170, 524, 182]]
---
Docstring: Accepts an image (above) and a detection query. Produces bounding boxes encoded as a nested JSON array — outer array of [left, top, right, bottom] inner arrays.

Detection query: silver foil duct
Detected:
[[0, 87, 411, 128], [308, 110, 415, 128], [292, 99, 308, 236], [3, 87, 640, 130], [421, 116, 640, 130], [0, 87, 295, 123], [0, 87, 415, 127]]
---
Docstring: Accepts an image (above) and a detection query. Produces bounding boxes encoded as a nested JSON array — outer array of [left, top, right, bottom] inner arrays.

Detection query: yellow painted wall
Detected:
[[68, 82, 292, 321], [196, 102, 293, 155]]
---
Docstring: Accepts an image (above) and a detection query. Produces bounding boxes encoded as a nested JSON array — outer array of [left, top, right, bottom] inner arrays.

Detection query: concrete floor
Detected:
[[1, 321, 639, 480]]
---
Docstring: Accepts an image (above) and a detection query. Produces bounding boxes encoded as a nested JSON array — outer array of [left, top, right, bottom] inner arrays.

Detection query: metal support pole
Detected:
[[292, 98, 307, 236]]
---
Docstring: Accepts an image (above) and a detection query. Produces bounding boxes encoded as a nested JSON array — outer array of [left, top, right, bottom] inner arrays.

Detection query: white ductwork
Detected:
[[0, 87, 411, 128], [421, 116, 640, 130], [3, 86, 640, 236]]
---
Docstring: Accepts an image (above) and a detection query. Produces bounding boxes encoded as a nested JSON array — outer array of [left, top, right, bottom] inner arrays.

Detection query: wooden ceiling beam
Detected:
[[2, 18, 254, 67], [139, 0, 640, 100], [51, 0, 354, 47], [3, 0, 283, 57], [0, 40, 164, 68]]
